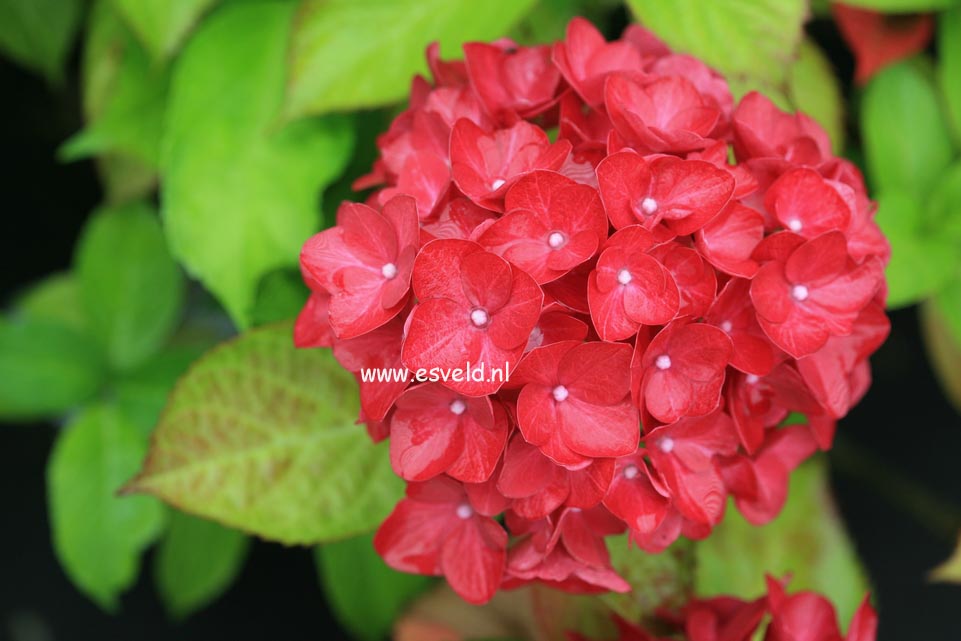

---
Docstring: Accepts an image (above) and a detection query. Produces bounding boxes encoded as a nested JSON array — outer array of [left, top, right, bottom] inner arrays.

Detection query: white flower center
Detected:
[[617, 268, 632, 285], [791, 284, 809, 302], [659, 437, 675, 453], [381, 262, 398, 279], [552, 385, 569, 402], [787, 218, 803, 232], [491, 178, 506, 190], [720, 320, 733, 333], [547, 231, 566, 249], [456, 503, 474, 519], [470, 308, 490, 327], [746, 374, 760, 384], [655, 354, 672, 370], [623, 464, 639, 479], [449, 399, 467, 415], [640, 197, 658, 215]]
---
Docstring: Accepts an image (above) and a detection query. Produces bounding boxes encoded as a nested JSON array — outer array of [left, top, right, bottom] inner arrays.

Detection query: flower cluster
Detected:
[[570, 578, 878, 641], [296, 18, 889, 604]]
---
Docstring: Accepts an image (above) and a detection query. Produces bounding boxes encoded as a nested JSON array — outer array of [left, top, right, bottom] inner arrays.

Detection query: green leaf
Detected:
[[125, 323, 404, 545], [285, 0, 538, 119], [114, 345, 206, 437], [934, 278, 961, 347], [873, 190, 960, 308], [315, 532, 432, 641], [111, 0, 218, 61], [940, 7, 961, 146], [626, 0, 807, 90], [834, 0, 960, 10], [14, 272, 89, 335], [0, 0, 83, 84], [929, 161, 961, 243], [47, 404, 165, 610], [787, 39, 844, 153], [695, 459, 869, 625], [60, 0, 167, 169], [0, 318, 106, 420], [250, 269, 309, 327], [155, 510, 250, 619], [96, 153, 159, 205], [602, 537, 694, 626], [931, 532, 961, 583], [161, 1, 353, 327], [76, 201, 185, 371], [861, 60, 955, 196], [921, 295, 961, 413]]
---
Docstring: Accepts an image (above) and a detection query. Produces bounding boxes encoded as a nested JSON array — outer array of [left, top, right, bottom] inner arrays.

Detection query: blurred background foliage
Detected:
[[1, 0, 961, 640]]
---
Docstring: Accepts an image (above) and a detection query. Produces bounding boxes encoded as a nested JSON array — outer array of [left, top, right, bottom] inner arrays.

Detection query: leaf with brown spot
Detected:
[[125, 322, 402, 545]]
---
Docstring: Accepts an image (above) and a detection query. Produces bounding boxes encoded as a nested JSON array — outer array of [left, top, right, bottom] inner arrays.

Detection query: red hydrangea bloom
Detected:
[[374, 476, 506, 604], [571, 579, 877, 641], [402, 238, 542, 396], [296, 18, 890, 605], [751, 231, 884, 358], [300, 195, 419, 339], [477, 170, 608, 283], [507, 340, 638, 466], [833, 3, 934, 85], [389, 383, 508, 483]]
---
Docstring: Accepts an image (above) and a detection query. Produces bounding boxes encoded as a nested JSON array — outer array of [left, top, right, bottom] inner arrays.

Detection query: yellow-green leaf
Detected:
[[788, 38, 844, 153], [111, 0, 218, 61], [160, 1, 353, 327], [920, 297, 961, 414], [626, 0, 807, 89], [126, 323, 403, 544], [930, 532, 961, 583], [285, 0, 538, 119]]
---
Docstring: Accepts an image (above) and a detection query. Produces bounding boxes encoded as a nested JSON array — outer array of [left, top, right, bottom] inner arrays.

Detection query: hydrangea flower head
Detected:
[[297, 17, 890, 605]]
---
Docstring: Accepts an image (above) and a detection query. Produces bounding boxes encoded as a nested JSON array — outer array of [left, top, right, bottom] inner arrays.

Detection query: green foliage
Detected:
[[695, 460, 869, 625], [0, 317, 105, 420], [921, 298, 961, 414], [626, 0, 807, 95], [837, 0, 960, 9], [113, 345, 207, 436], [940, 7, 961, 146], [76, 202, 185, 371], [160, 1, 353, 327], [788, 39, 845, 153], [861, 61, 956, 196], [0, 0, 83, 84], [61, 0, 168, 173], [125, 323, 404, 545], [930, 162, 961, 241], [15, 272, 89, 334], [315, 532, 433, 641], [874, 191, 959, 307], [250, 269, 309, 327], [155, 510, 250, 619], [285, 0, 539, 119], [47, 404, 166, 610], [603, 537, 694, 625], [111, 0, 218, 62]]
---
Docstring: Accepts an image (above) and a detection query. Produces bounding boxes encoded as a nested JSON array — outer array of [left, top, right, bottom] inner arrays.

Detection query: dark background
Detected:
[[2, 14, 961, 641]]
